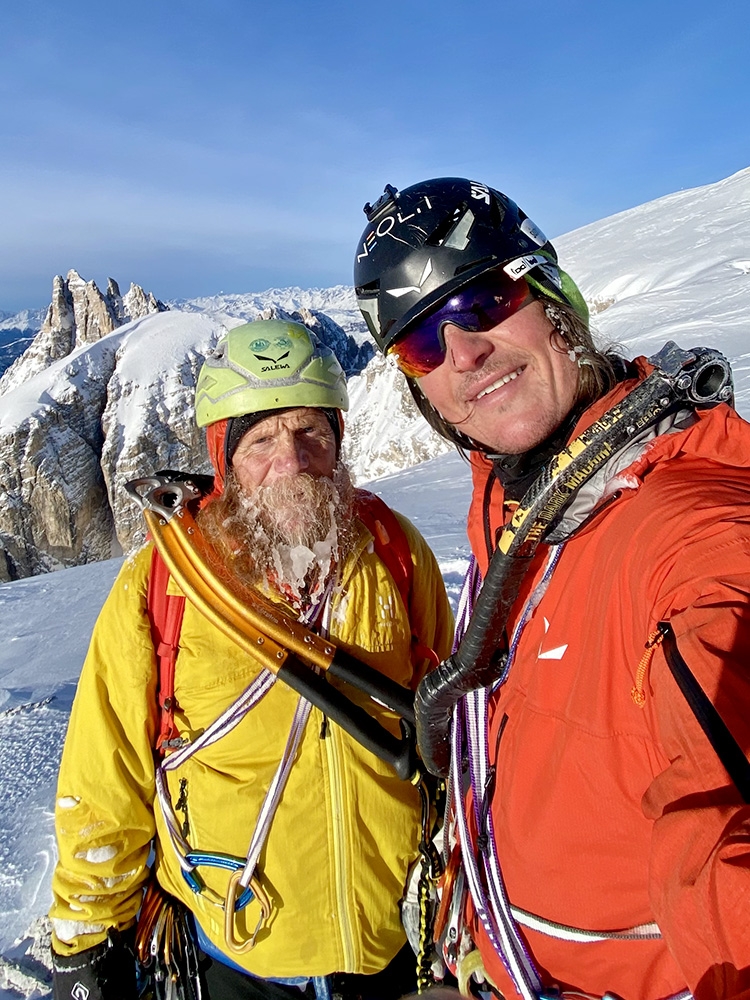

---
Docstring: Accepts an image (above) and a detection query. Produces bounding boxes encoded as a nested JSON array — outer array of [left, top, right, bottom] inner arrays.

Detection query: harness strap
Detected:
[[148, 547, 186, 753]]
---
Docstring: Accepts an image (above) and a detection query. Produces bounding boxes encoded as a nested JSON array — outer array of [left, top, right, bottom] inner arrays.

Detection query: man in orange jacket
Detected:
[[352, 178, 750, 1000]]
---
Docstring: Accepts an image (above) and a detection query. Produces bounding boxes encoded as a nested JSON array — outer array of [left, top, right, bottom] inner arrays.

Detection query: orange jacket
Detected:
[[464, 359, 750, 1000]]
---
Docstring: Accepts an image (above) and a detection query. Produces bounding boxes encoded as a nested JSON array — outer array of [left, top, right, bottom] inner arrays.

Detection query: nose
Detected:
[[270, 433, 310, 477], [442, 324, 494, 373]]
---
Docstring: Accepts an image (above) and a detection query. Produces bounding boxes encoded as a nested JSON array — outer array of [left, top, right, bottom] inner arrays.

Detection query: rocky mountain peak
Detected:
[[0, 271, 168, 395]]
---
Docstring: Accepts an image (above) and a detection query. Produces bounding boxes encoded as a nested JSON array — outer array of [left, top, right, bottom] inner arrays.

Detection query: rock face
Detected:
[[343, 354, 452, 483], [0, 335, 123, 581], [0, 271, 167, 395], [100, 314, 218, 555], [0, 311, 220, 581], [0, 300, 413, 582], [255, 303, 374, 375]]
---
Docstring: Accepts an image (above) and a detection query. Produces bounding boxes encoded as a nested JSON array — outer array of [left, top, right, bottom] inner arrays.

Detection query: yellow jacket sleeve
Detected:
[[50, 547, 159, 956]]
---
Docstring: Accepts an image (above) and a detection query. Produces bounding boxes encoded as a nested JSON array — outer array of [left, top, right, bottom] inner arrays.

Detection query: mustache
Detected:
[[197, 465, 357, 605]]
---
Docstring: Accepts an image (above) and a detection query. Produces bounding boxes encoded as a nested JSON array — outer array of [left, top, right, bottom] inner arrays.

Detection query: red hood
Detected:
[[203, 418, 229, 504], [467, 356, 747, 574]]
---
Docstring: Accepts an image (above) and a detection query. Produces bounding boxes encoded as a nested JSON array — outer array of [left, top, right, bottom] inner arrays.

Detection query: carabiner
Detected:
[[223, 868, 272, 955], [181, 850, 255, 910]]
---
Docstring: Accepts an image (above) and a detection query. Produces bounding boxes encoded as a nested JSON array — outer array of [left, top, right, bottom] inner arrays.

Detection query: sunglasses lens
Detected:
[[387, 272, 531, 378], [387, 320, 446, 378]]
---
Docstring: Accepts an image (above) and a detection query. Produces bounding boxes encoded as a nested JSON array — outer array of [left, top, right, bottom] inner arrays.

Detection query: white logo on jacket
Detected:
[[537, 616, 568, 660]]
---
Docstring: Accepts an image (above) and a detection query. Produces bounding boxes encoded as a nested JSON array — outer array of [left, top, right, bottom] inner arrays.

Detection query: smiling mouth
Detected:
[[475, 366, 525, 400]]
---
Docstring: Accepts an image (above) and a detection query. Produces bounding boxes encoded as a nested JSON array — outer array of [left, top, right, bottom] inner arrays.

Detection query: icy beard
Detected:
[[199, 463, 357, 613]]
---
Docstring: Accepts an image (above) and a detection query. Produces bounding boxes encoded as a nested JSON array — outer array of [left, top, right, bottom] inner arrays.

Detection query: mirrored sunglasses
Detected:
[[387, 272, 532, 378]]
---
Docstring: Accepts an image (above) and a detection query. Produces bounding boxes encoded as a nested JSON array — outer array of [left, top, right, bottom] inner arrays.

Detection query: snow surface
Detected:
[[556, 166, 750, 408], [1, 166, 750, 995]]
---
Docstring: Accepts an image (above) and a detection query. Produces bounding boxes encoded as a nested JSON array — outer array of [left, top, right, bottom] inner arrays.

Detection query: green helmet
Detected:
[[195, 319, 349, 428]]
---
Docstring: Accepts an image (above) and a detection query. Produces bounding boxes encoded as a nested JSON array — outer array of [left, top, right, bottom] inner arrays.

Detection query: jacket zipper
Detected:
[[323, 719, 357, 970]]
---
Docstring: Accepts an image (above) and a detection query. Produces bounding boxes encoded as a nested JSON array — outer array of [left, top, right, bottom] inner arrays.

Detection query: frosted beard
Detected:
[[198, 464, 357, 613]]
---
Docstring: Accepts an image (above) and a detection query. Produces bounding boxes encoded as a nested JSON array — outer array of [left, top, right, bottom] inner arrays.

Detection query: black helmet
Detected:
[[353, 177, 586, 353]]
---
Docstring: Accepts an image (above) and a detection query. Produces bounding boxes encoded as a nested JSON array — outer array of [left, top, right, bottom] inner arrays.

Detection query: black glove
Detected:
[[52, 928, 138, 1000]]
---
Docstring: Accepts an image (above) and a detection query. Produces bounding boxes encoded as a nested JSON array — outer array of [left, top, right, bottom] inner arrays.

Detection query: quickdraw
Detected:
[[414, 775, 444, 992]]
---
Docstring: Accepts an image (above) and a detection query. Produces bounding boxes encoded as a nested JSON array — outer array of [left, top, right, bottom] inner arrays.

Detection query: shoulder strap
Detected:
[[354, 490, 438, 670], [147, 547, 186, 756], [355, 490, 413, 611]]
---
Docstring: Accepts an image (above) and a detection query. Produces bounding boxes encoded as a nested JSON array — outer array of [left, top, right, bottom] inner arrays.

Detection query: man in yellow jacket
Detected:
[[49, 319, 454, 1000]]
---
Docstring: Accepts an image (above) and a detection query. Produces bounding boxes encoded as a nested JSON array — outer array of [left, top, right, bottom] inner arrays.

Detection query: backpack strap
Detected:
[[147, 547, 186, 756], [354, 490, 439, 670], [355, 490, 413, 610]]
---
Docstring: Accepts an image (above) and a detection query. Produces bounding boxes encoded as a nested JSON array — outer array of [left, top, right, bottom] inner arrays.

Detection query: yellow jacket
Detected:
[[50, 511, 453, 978]]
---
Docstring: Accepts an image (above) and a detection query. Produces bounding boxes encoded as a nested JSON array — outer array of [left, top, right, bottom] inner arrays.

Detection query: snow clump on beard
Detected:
[[199, 463, 357, 612]]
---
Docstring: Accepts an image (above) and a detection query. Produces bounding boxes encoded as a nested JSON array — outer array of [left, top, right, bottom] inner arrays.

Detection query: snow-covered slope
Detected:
[[556, 165, 750, 407]]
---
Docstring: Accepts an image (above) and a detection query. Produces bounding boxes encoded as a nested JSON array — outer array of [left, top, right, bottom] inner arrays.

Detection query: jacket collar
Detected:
[[466, 355, 742, 571]]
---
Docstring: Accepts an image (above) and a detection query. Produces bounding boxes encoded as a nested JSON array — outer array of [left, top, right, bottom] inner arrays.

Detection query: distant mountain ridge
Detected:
[[0, 310, 46, 380], [0, 165, 748, 581], [0, 270, 167, 391]]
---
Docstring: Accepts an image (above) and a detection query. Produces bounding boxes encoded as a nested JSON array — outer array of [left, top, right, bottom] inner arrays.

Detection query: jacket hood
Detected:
[[203, 418, 229, 504], [468, 355, 749, 573]]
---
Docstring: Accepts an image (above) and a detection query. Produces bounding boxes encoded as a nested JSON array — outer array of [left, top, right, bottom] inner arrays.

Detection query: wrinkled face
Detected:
[[231, 407, 337, 492], [417, 300, 580, 454]]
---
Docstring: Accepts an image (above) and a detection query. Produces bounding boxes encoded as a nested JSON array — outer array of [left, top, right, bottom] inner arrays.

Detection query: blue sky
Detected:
[[2, 0, 749, 312]]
